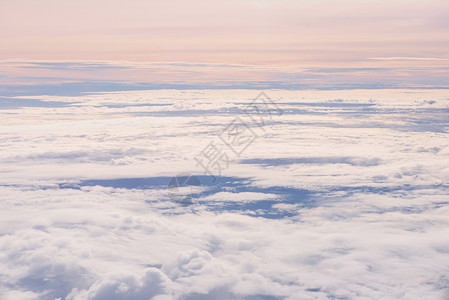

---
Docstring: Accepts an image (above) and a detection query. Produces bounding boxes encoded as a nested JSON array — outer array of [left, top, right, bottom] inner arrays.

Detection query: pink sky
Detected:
[[1, 0, 448, 89]]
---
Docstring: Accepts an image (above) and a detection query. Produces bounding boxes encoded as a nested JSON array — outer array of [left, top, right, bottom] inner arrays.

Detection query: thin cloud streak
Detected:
[[1, 60, 448, 93], [370, 57, 449, 61]]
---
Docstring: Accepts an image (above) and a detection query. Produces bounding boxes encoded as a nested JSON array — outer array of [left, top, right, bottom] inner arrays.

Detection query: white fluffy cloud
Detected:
[[1, 89, 449, 299]]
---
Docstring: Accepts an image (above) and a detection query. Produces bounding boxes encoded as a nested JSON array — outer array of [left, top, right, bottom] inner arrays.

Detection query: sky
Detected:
[[1, 1, 449, 299], [1, 0, 449, 91]]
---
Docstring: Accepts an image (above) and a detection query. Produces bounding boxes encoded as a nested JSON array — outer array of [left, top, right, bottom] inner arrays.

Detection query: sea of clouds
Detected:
[[0, 89, 449, 299]]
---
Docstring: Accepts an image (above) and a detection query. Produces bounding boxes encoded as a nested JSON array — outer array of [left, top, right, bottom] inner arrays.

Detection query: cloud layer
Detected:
[[0, 89, 449, 299]]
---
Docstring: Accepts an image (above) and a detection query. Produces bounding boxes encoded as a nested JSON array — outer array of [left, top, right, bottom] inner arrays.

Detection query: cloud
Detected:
[[1, 60, 449, 94], [67, 268, 170, 300], [240, 157, 382, 167], [370, 57, 449, 61], [201, 192, 279, 202], [1, 89, 449, 299]]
